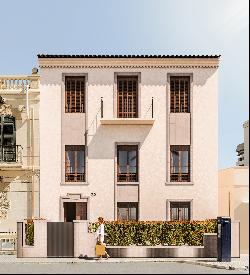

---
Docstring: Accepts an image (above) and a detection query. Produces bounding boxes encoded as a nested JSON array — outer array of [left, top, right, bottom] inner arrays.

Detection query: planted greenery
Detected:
[[88, 220, 216, 246], [25, 222, 34, 246]]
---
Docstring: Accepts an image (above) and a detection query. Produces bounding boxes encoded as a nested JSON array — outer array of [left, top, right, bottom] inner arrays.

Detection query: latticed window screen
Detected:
[[170, 202, 190, 221], [65, 76, 85, 113], [170, 76, 190, 113], [65, 145, 85, 182], [170, 145, 190, 182], [117, 145, 138, 182], [117, 76, 138, 118]]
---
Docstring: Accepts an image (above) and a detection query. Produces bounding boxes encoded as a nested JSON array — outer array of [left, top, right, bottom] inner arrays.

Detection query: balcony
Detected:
[[0, 72, 39, 95], [0, 145, 23, 168], [99, 97, 155, 125]]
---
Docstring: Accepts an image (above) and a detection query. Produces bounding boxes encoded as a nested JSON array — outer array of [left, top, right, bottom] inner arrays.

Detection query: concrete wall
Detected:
[[39, 58, 219, 222], [219, 166, 249, 253]]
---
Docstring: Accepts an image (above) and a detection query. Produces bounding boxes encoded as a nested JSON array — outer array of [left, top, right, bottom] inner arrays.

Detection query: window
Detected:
[[117, 76, 138, 118], [0, 115, 16, 162], [170, 76, 190, 113], [170, 202, 191, 221], [170, 145, 190, 182], [117, 202, 138, 221], [65, 76, 85, 113], [65, 145, 85, 182], [117, 145, 138, 182]]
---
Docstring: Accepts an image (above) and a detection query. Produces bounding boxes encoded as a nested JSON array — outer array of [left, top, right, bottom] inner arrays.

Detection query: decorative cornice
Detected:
[[39, 64, 219, 69], [38, 56, 220, 69]]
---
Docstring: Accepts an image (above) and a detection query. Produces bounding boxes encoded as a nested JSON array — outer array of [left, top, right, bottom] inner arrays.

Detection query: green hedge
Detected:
[[25, 222, 34, 246], [88, 220, 217, 246]]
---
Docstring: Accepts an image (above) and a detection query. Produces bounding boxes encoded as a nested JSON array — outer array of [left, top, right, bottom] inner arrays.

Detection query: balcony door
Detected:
[[0, 115, 16, 162]]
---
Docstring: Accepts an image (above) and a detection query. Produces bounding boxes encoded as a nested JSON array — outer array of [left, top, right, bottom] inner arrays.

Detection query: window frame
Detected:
[[170, 76, 190, 113], [170, 145, 190, 182], [117, 145, 138, 182], [166, 199, 193, 221], [117, 202, 138, 221], [65, 76, 85, 113], [65, 145, 85, 182]]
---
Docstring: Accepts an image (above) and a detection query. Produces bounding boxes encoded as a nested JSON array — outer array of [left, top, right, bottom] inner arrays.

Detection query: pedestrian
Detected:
[[95, 216, 110, 259]]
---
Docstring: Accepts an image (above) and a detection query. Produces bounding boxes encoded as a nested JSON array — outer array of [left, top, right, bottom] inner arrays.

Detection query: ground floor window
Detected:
[[63, 202, 87, 222], [170, 201, 191, 221], [117, 202, 138, 221]]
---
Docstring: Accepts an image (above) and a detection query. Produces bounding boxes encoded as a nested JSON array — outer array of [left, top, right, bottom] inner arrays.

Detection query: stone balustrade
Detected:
[[0, 74, 39, 93]]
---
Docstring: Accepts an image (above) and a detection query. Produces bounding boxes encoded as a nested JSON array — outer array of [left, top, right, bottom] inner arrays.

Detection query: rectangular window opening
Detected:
[[65, 76, 85, 113], [170, 145, 190, 182], [117, 76, 138, 118], [117, 202, 138, 221], [170, 76, 190, 113], [117, 145, 138, 182], [65, 145, 85, 182], [170, 201, 191, 221]]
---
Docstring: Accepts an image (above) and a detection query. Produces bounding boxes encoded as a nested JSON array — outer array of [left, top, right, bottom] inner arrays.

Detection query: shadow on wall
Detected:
[[39, 67, 218, 87], [234, 202, 249, 252], [87, 125, 152, 160]]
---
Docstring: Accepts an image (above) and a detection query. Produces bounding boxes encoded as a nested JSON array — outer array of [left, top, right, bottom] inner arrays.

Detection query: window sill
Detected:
[[116, 182, 139, 185], [61, 182, 89, 186], [165, 182, 194, 186]]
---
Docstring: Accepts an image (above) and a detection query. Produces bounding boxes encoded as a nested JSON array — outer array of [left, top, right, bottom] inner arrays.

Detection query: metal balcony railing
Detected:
[[0, 145, 23, 163]]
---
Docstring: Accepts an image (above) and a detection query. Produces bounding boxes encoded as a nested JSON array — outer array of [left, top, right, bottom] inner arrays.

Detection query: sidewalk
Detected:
[[0, 254, 248, 272]]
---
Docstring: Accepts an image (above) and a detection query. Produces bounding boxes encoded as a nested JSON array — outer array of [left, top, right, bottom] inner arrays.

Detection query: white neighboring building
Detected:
[[38, 55, 220, 223], [236, 120, 249, 166]]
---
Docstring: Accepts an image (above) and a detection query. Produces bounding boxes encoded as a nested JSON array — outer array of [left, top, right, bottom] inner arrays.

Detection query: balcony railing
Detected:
[[0, 145, 23, 163], [170, 173, 190, 182], [117, 173, 138, 182], [65, 173, 85, 182], [0, 74, 39, 93]]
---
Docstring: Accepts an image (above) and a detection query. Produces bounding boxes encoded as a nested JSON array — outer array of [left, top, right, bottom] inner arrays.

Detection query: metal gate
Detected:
[[47, 222, 74, 257]]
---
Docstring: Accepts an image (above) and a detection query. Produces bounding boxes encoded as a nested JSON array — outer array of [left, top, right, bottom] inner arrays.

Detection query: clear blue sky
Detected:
[[0, 0, 248, 169]]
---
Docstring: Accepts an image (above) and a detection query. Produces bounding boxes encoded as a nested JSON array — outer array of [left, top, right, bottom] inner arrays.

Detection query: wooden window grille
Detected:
[[65, 145, 85, 182], [117, 145, 138, 182], [65, 76, 85, 113], [170, 202, 190, 221], [117, 76, 138, 118], [170, 76, 190, 113], [117, 202, 138, 221], [170, 145, 190, 182]]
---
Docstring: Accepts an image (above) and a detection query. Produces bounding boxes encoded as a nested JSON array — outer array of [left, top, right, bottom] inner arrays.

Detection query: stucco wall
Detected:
[[40, 62, 218, 222]]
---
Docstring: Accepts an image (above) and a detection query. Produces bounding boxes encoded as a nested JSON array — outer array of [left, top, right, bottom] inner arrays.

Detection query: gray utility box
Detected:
[[217, 216, 231, 262]]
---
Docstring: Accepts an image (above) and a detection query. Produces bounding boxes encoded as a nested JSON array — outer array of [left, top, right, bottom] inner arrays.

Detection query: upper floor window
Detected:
[[170, 76, 190, 113], [117, 145, 138, 182], [0, 115, 17, 162], [65, 76, 85, 113], [170, 201, 190, 221], [170, 145, 190, 182], [65, 145, 85, 182], [117, 76, 138, 118]]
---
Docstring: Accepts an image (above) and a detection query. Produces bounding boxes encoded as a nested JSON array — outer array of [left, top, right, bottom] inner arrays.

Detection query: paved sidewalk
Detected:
[[0, 254, 248, 272]]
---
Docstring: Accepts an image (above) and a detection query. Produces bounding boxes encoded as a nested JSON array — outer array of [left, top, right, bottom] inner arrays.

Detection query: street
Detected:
[[0, 261, 248, 274]]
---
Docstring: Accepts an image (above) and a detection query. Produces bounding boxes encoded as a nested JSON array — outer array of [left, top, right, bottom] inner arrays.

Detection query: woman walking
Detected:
[[95, 217, 110, 259]]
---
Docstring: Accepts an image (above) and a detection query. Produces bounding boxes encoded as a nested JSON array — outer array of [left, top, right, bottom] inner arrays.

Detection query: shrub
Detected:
[[25, 222, 34, 246], [88, 219, 216, 246]]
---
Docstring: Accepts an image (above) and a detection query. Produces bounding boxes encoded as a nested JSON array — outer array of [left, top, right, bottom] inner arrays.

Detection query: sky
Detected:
[[0, 0, 249, 169]]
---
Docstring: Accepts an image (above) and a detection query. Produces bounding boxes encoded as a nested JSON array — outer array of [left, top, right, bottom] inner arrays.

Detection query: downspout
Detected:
[[26, 84, 30, 119], [31, 107, 35, 219]]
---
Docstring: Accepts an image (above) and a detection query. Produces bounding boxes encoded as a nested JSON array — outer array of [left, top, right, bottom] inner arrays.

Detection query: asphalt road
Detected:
[[0, 262, 248, 274]]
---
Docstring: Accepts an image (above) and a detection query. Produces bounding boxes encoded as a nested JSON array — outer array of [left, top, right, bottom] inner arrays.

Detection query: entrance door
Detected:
[[63, 202, 87, 222]]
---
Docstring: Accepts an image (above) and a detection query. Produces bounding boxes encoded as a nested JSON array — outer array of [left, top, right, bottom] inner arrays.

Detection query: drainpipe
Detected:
[[31, 107, 35, 219], [26, 84, 30, 119]]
